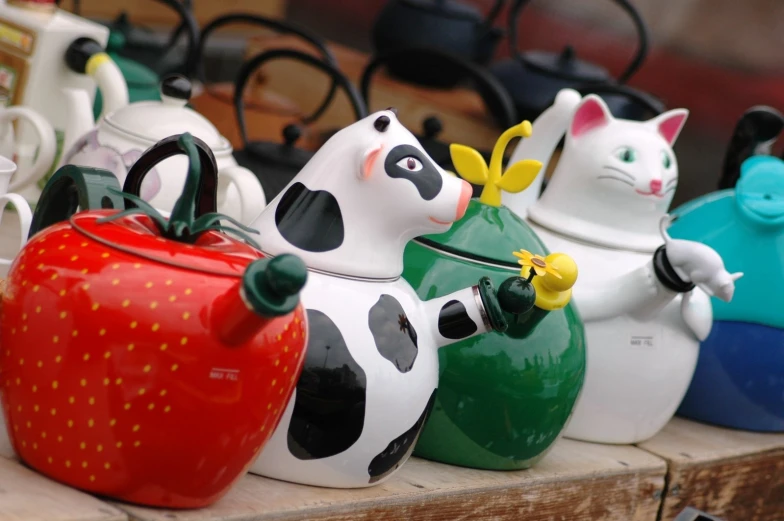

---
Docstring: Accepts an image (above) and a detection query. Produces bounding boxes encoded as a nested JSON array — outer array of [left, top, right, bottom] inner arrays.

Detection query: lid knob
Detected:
[[558, 45, 576, 66], [160, 74, 192, 107], [282, 124, 302, 147], [423, 116, 443, 139]]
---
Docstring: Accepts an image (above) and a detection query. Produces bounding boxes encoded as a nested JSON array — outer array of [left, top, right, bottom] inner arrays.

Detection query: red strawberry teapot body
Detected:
[[0, 134, 309, 508]]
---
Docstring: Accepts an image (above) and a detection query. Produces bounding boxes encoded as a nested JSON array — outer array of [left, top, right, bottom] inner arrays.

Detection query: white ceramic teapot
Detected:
[[500, 89, 741, 444], [0, 154, 33, 277], [59, 74, 266, 224]]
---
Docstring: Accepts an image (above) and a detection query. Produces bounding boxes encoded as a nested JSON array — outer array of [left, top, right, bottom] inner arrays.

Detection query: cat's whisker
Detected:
[[602, 166, 635, 180], [597, 175, 636, 187], [666, 179, 677, 187]]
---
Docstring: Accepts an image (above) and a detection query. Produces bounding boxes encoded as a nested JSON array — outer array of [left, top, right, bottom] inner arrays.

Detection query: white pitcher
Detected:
[[0, 106, 57, 204], [0, 155, 33, 277]]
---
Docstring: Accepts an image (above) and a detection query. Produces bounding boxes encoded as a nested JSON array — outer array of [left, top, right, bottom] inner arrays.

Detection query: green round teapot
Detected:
[[402, 123, 586, 470]]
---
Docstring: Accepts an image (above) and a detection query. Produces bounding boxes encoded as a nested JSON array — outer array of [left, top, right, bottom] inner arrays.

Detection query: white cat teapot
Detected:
[[59, 75, 266, 225], [500, 90, 740, 444]]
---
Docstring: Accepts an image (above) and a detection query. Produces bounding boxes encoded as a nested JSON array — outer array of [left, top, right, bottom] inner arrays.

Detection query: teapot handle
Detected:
[[28, 165, 125, 237], [508, 0, 649, 84], [360, 48, 517, 130], [122, 134, 219, 217], [234, 48, 368, 147], [199, 13, 338, 125], [719, 106, 784, 190], [572, 83, 666, 117]]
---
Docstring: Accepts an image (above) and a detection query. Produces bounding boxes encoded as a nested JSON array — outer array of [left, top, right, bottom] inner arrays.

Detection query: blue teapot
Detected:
[[668, 106, 784, 431]]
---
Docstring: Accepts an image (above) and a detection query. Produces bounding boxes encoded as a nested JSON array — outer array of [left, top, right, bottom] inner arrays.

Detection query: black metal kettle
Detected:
[[361, 46, 517, 198], [490, 0, 650, 121], [718, 106, 784, 190], [232, 49, 369, 201], [372, 0, 505, 88]]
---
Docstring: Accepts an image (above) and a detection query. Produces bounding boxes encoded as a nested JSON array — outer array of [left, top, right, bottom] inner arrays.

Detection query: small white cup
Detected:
[[0, 155, 33, 277]]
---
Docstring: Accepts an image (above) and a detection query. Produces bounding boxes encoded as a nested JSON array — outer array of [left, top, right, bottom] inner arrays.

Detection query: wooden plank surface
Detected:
[[638, 417, 784, 521], [119, 439, 666, 521], [0, 456, 127, 521]]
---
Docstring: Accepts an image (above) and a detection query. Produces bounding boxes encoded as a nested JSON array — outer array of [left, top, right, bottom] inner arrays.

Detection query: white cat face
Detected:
[[564, 95, 688, 212]]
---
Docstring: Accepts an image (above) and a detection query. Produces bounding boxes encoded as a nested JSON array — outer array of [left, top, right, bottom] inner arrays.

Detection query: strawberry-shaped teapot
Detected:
[[246, 109, 571, 488], [0, 133, 308, 508]]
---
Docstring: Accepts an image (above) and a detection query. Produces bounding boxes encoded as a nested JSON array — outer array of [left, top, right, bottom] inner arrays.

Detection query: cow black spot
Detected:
[[275, 182, 344, 252], [287, 309, 367, 460], [437, 300, 478, 340], [368, 390, 437, 483], [384, 144, 443, 200], [368, 295, 418, 373]]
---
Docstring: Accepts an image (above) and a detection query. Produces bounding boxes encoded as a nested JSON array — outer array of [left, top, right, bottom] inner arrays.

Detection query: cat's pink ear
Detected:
[[652, 109, 689, 145], [570, 95, 612, 138]]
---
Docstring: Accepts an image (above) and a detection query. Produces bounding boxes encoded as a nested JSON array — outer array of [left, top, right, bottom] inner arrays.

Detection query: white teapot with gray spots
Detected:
[[247, 109, 566, 488]]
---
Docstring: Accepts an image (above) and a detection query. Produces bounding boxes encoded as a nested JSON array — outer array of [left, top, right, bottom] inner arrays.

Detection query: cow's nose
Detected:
[[650, 179, 663, 193], [456, 181, 472, 220]]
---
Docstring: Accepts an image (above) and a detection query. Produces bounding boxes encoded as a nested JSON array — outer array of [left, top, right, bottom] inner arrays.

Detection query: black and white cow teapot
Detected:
[[246, 109, 575, 488]]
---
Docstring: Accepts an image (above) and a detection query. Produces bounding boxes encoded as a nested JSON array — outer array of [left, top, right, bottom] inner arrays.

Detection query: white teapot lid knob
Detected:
[[160, 74, 192, 107]]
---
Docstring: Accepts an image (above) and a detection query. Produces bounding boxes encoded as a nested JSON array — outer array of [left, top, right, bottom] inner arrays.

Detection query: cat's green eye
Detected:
[[661, 151, 672, 169], [616, 147, 636, 163]]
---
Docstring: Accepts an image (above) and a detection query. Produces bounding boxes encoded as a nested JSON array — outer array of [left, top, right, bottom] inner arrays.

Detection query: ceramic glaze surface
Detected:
[[249, 110, 544, 487], [668, 155, 784, 430], [403, 202, 585, 470], [500, 91, 740, 444]]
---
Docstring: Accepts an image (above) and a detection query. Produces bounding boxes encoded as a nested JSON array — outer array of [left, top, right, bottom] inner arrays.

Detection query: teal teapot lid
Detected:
[[415, 121, 546, 267], [669, 155, 784, 328]]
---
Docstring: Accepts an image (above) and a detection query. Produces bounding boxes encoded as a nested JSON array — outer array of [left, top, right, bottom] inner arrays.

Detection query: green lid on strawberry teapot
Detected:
[[415, 121, 547, 264]]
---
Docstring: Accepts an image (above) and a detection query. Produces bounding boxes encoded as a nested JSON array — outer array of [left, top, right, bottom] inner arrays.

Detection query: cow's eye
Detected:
[[397, 156, 423, 172]]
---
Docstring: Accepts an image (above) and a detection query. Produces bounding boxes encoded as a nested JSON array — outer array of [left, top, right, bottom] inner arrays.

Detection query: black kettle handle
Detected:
[[360, 47, 518, 130], [29, 166, 126, 237], [718, 106, 784, 190], [122, 134, 219, 217], [508, 0, 649, 84], [573, 82, 666, 116], [199, 13, 339, 125], [149, 0, 201, 78], [234, 48, 369, 147]]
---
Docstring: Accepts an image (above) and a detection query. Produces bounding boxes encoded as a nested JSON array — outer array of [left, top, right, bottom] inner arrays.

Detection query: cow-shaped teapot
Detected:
[[247, 109, 574, 487], [499, 89, 741, 444]]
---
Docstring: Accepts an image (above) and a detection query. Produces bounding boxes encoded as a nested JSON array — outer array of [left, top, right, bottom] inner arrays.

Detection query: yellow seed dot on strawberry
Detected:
[[55, 355, 62, 363], [89, 475, 95, 482], [182, 312, 190, 320], [88, 418, 94, 427], [80, 242, 87, 247], [101, 253, 109, 258], [32, 385, 37, 392], [294, 352, 299, 359], [171, 364, 178, 371], [21, 325, 27, 332], [57, 435, 62, 442], [41, 431, 47, 438], [103, 378, 110, 385], [165, 280, 172, 285], [52, 336, 59, 344], [52, 381, 58, 389], [130, 321, 138, 329], [124, 403, 131, 410], [60, 311, 67, 319], [91, 303, 99, 311], [283, 345, 289, 353], [35, 306, 41, 313], [115, 378, 122, 385], [184, 288, 192, 295], [132, 424, 140, 432], [103, 352, 110, 359], [80, 442, 86, 449], [47, 456, 53, 463], [49, 409, 55, 416], [37, 360, 42, 368], [104, 462, 110, 469], [70, 255, 78, 261], [72, 330, 78, 337], [22, 313, 27, 320], [88, 397, 95, 405], [81, 268, 88, 274], [134, 263, 141, 269], [127, 344, 134, 351], [65, 460, 70, 467], [81, 283, 90, 291], [50, 273, 58, 281], [68, 396, 75, 404], [148, 403, 154, 410], [134, 441, 141, 447], [57, 245, 65, 250], [164, 405, 171, 413], [80, 379, 86, 387], [99, 329, 106, 336], [180, 337, 187, 345], [33, 404, 39, 411], [121, 300, 130, 307], [116, 441, 122, 448], [109, 418, 117, 426], [271, 379, 276, 387], [112, 263, 119, 270], [59, 289, 66, 297], [168, 295, 176, 302], [267, 403, 271, 410], [160, 389, 167, 396], [97, 444, 103, 452], [83, 354, 90, 361], [82, 461, 87, 468], [274, 360, 279, 367], [150, 301, 158, 309], [145, 282, 154, 289], [112, 279, 119, 286], [138, 388, 145, 395], [151, 323, 159, 332]]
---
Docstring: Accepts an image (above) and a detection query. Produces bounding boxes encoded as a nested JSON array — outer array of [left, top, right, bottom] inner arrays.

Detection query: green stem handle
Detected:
[[122, 134, 219, 218], [28, 165, 126, 237]]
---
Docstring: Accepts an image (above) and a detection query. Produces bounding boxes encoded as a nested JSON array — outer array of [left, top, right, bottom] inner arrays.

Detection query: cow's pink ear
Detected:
[[570, 95, 612, 138], [360, 143, 383, 180], [652, 109, 689, 145]]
